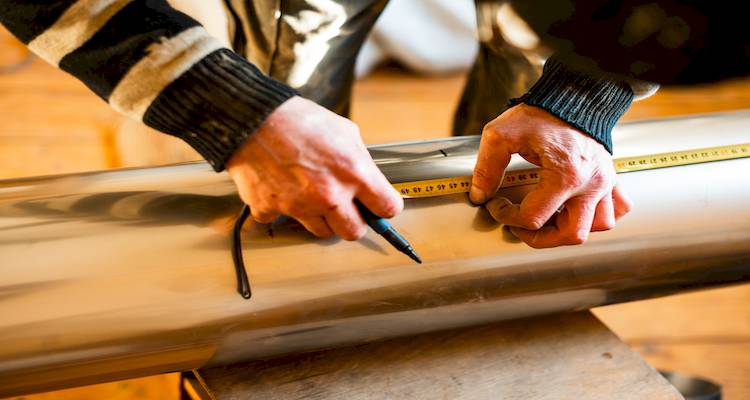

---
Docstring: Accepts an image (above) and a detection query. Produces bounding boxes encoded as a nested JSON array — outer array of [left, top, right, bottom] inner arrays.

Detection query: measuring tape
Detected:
[[392, 142, 750, 199]]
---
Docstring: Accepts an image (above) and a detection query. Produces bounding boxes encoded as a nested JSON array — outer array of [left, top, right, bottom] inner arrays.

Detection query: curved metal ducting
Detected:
[[1, 111, 749, 396]]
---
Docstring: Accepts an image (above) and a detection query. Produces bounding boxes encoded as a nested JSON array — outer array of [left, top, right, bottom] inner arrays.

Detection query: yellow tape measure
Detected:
[[392, 142, 750, 199]]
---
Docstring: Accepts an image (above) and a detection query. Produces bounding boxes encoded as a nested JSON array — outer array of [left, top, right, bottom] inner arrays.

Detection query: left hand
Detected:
[[470, 104, 632, 248]]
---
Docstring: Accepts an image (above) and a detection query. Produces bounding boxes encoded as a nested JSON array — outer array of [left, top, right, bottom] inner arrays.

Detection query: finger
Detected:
[[485, 179, 570, 230], [246, 189, 278, 224], [297, 216, 334, 238], [251, 208, 280, 224], [470, 132, 512, 204], [509, 195, 598, 248], [612, 185, 633, 220], [591, 194, 616, 232], [356, 169, 404, 218], [324, 202, 367, 241]]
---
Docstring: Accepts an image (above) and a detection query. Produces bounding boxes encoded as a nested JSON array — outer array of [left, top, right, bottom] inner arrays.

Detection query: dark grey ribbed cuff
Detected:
[[143, 49, 297, 171], [509, 57, 634, 153]]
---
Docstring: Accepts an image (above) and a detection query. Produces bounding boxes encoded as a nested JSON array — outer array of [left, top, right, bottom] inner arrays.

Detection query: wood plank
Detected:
[[0, 142, 112, 179], [594, 285, 750, 341], [623, 78, 750, 121], [350, 66, 750, 142], [113, 119, 201, 168], [196, 312, 681, 400], [4, 373, 180, 400], [351, 65, 465, 142], [0, 26, 31, 71], [0, 91, 122, 139]]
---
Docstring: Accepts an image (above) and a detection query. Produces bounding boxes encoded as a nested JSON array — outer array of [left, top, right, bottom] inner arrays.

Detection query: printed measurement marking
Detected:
[[392, 143, 750, 199]]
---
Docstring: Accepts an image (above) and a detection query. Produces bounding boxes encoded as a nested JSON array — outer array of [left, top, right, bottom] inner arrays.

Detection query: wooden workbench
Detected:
[[181, 312, 682, 400]]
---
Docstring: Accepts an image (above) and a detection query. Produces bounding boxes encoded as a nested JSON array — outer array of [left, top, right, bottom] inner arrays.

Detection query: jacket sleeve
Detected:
[[509, 56, 635, 154], [0, 0, 297, 171]]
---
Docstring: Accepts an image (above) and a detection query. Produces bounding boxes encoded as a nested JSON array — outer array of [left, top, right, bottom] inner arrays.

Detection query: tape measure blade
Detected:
[[614, 143, 750, 173], [391, 143, 750, 199], [393, 176, 472, 199]]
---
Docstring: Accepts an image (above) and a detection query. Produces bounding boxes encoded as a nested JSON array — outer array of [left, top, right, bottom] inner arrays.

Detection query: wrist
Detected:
[[143, 49, 297, 172], [509, 56, 634, 154]]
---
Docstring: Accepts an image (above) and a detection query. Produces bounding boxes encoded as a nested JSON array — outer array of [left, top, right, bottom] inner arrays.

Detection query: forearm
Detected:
[[0, 0, 295, 171]]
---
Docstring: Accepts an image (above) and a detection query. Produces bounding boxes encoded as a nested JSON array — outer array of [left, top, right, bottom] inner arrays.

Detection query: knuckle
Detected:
[[481, 122, 502, 139], [340, 224, 366, 241], [601, 219, 616, 231], [319, 195, 339, 210], [251, 202, 273, 214], [348, 164, 376, 185], [590, 172, 614, 191], [376, 205, 397, 219], [621, 204, 632, 214], [303, 186, 338, 210], [621, 198, 634, 213], [588, 173, 606, 188], [518, 211, 546, 230], [277, 200, 299, 216], [333, 152, 359, 173], [357, 223, 368, 237], [255, 206, 279, 221], [236, 189, 253, 207], [339, 219, 366, 241], [374, 193, 403, 218], [341, 118, 360, 134], [531, 219, 547, 230], [522, 218, 546, 231], [384, 197, 404, 217], [560, 170, 586, 189], [567, 230, 589, 245]]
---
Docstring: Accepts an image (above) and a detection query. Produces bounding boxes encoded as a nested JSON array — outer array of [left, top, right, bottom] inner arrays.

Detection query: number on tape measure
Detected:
[[394, 177, 471, 198], [614, 143, 750, 172], [392, 142, 750, 199]]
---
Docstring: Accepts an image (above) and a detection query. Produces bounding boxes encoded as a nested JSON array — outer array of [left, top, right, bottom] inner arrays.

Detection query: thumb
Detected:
[[470, 132, 512, 204]]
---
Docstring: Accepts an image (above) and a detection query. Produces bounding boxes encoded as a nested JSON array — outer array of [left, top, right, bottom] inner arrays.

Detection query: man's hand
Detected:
[[226, 96, 403, 240], [470, 104, 632, 248]]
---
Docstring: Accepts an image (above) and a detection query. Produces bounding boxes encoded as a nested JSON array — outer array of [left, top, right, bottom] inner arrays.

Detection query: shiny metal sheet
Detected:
[[1, 112, 749, 396]]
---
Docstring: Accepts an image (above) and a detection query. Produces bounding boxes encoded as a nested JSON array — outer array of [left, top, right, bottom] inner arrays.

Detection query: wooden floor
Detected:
[[1, 27, 749, 399]]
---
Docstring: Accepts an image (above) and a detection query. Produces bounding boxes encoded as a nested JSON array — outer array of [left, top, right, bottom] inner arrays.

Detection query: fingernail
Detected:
[[469, 186, 487, 204]]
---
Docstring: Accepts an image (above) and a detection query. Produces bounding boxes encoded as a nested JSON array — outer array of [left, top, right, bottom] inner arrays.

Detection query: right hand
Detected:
[[226, 96, 403, 240]]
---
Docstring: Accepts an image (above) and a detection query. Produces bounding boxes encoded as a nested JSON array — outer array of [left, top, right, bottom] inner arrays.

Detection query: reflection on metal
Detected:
[[1, 112, 750, 396]]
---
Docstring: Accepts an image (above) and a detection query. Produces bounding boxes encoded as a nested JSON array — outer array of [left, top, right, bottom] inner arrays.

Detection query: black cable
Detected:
[[232, 204, 252, 299]]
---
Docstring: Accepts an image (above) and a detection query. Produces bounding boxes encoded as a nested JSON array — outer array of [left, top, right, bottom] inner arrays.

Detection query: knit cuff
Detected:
[[143, 49, 297, 171], [509, 56, 634, 153]]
